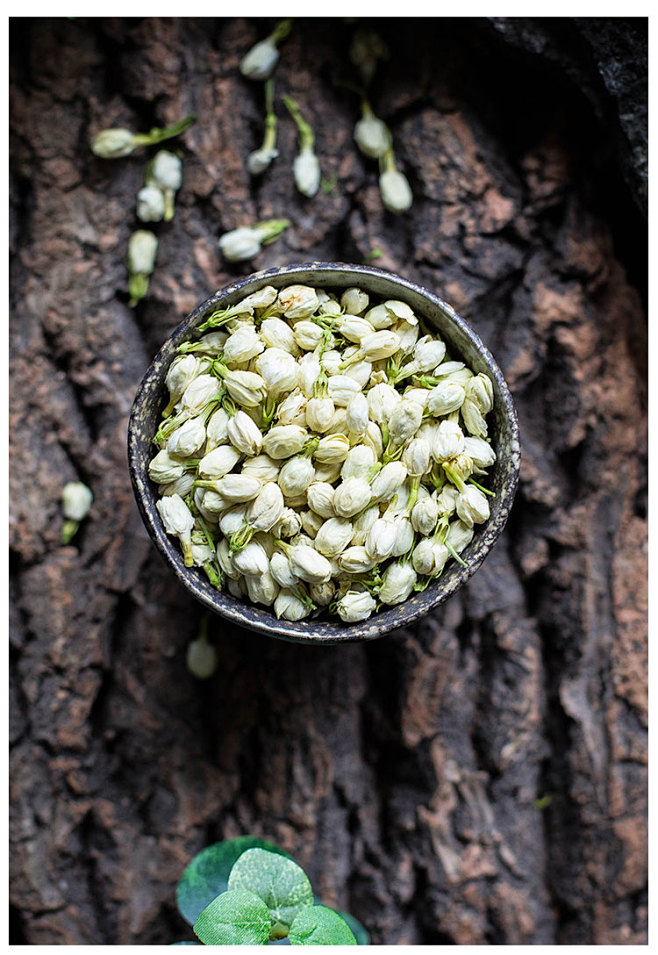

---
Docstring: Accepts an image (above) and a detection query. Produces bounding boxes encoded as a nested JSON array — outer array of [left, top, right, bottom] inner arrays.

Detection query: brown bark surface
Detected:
[[9, 17, 647, 945]]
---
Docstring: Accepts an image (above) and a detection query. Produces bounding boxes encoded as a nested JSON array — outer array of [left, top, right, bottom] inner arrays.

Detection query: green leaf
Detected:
[[193, 889, 271, 945], [312, 897, 369, 945], [177, 837, 292, 926], [288, 906, 357, 945], [228, 848, 314, 931]]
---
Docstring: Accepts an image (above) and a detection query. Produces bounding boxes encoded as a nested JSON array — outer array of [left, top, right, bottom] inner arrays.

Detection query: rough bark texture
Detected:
[[9, 17, 647, 945]]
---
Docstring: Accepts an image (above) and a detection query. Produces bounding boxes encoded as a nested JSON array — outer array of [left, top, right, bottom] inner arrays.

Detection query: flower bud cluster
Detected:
[[150, 283, 497, 625]]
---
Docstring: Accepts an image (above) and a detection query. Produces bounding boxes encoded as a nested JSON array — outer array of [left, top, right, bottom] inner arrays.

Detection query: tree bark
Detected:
[[10, 17, 647, 945]]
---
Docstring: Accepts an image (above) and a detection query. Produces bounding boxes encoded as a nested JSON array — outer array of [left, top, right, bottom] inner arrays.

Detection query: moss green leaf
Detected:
[[176, 837, 292, 926], [288, 906, 357, 945], [228, 848, 313, 931], [193, 888, 271, 945]]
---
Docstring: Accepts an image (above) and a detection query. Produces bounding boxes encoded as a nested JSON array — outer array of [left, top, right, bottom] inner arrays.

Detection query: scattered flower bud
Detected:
[[379, 166, 413, 214], [186, 628, 218, 679], [354, 109, 391, 159], [218, 219, 290, 263], [127, 229, 158, 306], [240, 19, 291, 80], [293, 146, 321, 198], [137, 185, 166, 222]]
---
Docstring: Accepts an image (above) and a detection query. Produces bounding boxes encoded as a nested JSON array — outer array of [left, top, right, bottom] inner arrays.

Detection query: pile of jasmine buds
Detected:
[[149, 283, 496, 624]]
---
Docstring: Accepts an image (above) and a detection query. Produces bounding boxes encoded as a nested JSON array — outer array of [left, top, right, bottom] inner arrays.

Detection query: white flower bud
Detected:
[[402, 437, 431, 476], [127, 229, 158, 275], [379, 168, 413, 214], [314, 433, 350, 464], [446, 519, 474, 554], [270, 551, 300, 588], [403, 388, 429, 409], [217, 538, 239, 579], [245, 569, 279, 606], [466, 373, 494, 413], [215, 473, 262, 503], [227, 576, 247, 598], [273, 507, 303, 539], [247, 144, 279, 175], [152, 149, 182, 190], [379, 562, 417, 605], [263, 425, 308, 459], [278, 456, 316, 497], [260, 317, 297, 354], [240, 454, 280, 483], [359, 330, 401, 361], [149, 449, 185, 484], [432, 420, 465, 462], [437, 485, 459, 516], [305, 396, 335, 433], [391, 515, 414, 556], [354, 114, 391, 158], [299, 508, 324, 538], [240, 38, 280, 80], [342, 360, 372, 389], [306, 482, 336, 519], [256, 348, 299, 396], [278, 285, 319, 320], [165, 354, 203, 403], [91, 127, 137, 158], [336, 315, 376, 343], [327, 375, 361, 406], [320, 349, 342, 376], [233, 539, 270, 576], [362, 421, 384, 459], [413, 335, 447, 372], [314, 517, 354, 557], [248, 483, 285, 532], [137, 185, 166, 222], [293, 321, 325, 351], [181, 374, 221, 413], [461, 398, 489, 438], [389, 399, 423, 445], [456, 485, 490, 528], [274, 589, 311, 621], [336, 590, 377, 622], [156, 493, 195, 565], [333, 477, 372, 518], [219, 227, 263, 262], [159, 473, 196, 499], [340, 287, 370, 315], [61, 482, 93, 521], [223, 370, 267, 408], [293, 147, 321, 197], [336, 590, 377, 623], [198, 445, 241, 480], [463, 436, 496, 469], [167, 416, 207, 458], [309, 579, 336, 607], [223, 326, 265, 364], [367, 383, 401, 423], [337, 546, 377, 574], [186, 634, 218, 678], [227, 410, 263, 455], [276, 391, 307, 427], [411, 496, 440, 536], [288, 544, 332, 584], [394, 319, 420, 354], [312, 461, 343, 485], [204, 408, 231, 451], [427, 381, 466, 416], [370, 462, 407, 502], [365, 518, 397, 561], [346, 393, 369, 436], [350, 505, 380, 546], [412, 538, 450, 577], [299, 356, 322, 398], [219, 505, 248, 538]]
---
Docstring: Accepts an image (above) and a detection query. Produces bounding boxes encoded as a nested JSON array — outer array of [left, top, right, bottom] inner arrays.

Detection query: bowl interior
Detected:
[[128, 263, 520, 644]]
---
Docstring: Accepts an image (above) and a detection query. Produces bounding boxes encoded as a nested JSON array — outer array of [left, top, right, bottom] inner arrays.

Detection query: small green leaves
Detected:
[[288, 906, 357, 946], [176, 837, 292, 926], [193, 889, 271, 945], [228, 848, 314, 932]]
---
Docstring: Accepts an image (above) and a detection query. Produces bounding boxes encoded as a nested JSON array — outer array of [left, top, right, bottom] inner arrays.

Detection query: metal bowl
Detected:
[[128, 262, 520, 644]]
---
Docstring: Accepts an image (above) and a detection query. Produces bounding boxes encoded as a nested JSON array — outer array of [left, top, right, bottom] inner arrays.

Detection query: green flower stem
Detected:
[[61, 518, 79, 545], [405, 475, 421, 512], [269, 18, 292, 45], [187, 495, 219, 553], [469, 477, 495, 497], [442, 463, 466, 493], [379, 146, 397, 176], [203, 563, 222, 588], [261, 78, 278, 153], [382, 439, 403, 464], [261, 394, 278, 429], [230, 519, 255, 552], [366, 462, 383, 483], [282, 95, 315, 151], [128, 272, 150, 307], [302, 435, 320, 457], [132, 114, 196, 148], [256, 218, 291, 246]]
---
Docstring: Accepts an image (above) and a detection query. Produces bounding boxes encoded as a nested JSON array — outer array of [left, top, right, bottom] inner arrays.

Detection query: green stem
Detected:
[[282, 94, 315, 150], [269, 18, 292, 45], [442, 463, 466, 493], [132, 114, 196, 148], [255, 218, 291, 246], [469, 478, 495, 497], [61, 519, 79, 545]]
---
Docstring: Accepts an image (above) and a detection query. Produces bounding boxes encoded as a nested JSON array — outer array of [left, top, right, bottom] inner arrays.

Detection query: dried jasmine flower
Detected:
[[240, 19, 292, 81], [354, 100, 391, 160], [218, 218, 290, 263], [150, 282, 497, 625], [378, 147, 413, 214], [61, 481, 93, 544], [283, 95, 321, 199], [127, 229, 158, 306], [91, 114, 196, 158]]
